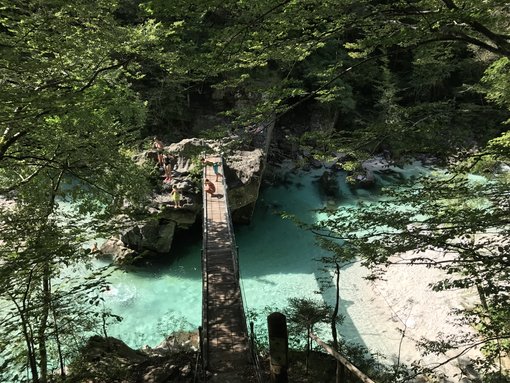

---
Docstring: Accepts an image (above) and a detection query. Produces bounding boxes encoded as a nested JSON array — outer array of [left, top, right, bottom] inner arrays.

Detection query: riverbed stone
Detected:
[[143, 363, 179, 383], [318, 170, 341, 198], [99, 238, 138, 265]]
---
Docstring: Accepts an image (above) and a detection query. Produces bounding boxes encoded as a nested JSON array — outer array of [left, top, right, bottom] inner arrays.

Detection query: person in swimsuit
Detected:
[[171, 186, 181, 208], [153, 137, 164, 166], [163, 155, 173, 183], [201, 158, 223, 181], [204, 179, 216, 196]]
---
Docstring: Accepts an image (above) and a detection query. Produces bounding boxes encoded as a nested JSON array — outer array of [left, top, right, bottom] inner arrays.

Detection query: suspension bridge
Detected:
[[200, 156, 260, 382], [199, 156, 376, 383]]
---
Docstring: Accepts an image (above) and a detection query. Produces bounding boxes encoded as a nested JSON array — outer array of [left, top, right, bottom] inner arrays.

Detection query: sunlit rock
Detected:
[[99, 238, 137, 265], [109, 138, 267, 263]]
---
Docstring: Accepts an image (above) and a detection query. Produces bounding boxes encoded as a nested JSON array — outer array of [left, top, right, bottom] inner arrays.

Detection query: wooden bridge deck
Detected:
[[202, 157, 254, 381]]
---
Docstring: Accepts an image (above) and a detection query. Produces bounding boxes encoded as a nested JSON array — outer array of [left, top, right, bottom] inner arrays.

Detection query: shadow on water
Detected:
[[235, 168, 370, 350], [115, 220, 203, 279], [236, 164, 430, 352], [101, 221, 203, 348], [312, 263, 370, 351], [102, 162, 431, 350]]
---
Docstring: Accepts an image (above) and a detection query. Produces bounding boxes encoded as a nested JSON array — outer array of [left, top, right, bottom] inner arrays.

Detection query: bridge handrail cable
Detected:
[[218, 157, 263, 383], [217, 157, 246, 332], [201, 161, 209, 371]]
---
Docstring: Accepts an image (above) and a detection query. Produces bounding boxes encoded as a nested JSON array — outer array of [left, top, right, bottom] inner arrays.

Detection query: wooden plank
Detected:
[[202, 156, 251, 377]]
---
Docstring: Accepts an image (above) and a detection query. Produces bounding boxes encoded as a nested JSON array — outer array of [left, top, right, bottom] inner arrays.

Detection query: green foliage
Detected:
[[0, 0, 509, 380], [285, 295, 334, 371], [0, 1, 160, 381], [310, 136, 510, 377], [482, 57, 510, 116]]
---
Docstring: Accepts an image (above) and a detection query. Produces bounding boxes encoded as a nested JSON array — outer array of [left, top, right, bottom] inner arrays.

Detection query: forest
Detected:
[[0, 0, 509, 382]]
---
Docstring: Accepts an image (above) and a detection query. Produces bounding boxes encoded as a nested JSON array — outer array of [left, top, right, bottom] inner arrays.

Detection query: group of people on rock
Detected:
[[152, 137, 226, 207], [153, 137, 181, 208]]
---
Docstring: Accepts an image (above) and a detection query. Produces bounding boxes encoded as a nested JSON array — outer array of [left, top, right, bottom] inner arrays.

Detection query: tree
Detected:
[[0, 1, 158, 381], [285, 297, 333, 375], [315, 239, 355, 383], [130, 0, 509, 188], [310, 131, 510, 379]]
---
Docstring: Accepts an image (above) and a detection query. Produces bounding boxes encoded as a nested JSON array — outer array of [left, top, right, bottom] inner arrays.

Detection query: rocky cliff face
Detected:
[[100, 138, 265, 264], [222, 148, 264, 223]]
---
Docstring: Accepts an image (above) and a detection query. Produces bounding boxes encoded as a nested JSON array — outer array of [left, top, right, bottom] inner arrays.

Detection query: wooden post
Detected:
[[250, 321, 256, 362], [339, 362, 346, 383], [267, 312, 288, 383]]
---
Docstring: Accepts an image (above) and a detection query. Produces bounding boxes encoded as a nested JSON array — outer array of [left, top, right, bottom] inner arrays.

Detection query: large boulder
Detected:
[[224, 149, 264, 211], [120, 219, 177, 254], [108, 138, 266, 264], [68, 336, 148, 382]]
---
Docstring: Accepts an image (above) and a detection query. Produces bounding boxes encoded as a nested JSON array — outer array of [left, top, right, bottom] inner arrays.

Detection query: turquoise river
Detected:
[[100, 160, 429, 358]]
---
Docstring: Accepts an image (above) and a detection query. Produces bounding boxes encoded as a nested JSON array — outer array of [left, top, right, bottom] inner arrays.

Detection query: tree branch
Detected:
[[78, 60, 130, 92]]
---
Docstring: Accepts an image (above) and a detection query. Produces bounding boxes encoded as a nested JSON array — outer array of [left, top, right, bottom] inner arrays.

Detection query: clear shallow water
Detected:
[[102, 161, 430, 351], [99, 243, 202, 347]]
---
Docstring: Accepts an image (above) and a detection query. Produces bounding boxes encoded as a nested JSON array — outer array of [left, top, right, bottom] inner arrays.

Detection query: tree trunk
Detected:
[[331, 262, 342, 383], [37, 170, 64, 383], [22, 314, 40, 383], [9, 271, 40, 383], [50, 279, 66, 378], [38, 265, 51, 383], [306, 327, 310, 374]]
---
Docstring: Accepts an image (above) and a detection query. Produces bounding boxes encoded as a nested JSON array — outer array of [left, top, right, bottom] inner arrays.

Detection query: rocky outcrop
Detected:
[[102, 137, 266, 265], [120, 220, 177, 254], [69, 335, 197, 383], [223, 149, 264, 223]]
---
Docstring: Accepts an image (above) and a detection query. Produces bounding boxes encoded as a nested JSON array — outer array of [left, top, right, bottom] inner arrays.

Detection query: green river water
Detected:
[[100, 160, 429, 355]]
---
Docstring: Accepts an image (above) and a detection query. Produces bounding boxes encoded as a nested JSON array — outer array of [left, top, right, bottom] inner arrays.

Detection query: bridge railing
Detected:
[[218, 157, 264, 383], [200, 161, 210, 372], [310, 332, 377, 383], [217, 157, 246, 330]]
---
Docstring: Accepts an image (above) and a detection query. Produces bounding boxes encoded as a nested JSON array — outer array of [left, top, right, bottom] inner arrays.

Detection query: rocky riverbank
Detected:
[[67, 332, 200, 383], [98, 138, 265, 265]]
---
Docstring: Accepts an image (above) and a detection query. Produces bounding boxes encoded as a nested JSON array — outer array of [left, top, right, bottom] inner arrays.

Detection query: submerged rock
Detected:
[[318, 170, 341, 198]]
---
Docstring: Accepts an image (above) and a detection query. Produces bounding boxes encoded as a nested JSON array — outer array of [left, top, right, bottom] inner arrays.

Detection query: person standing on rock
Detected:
[[163, 154, 174, 183], [171, 186, 181, 208], [153, 136, 165, 166]]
